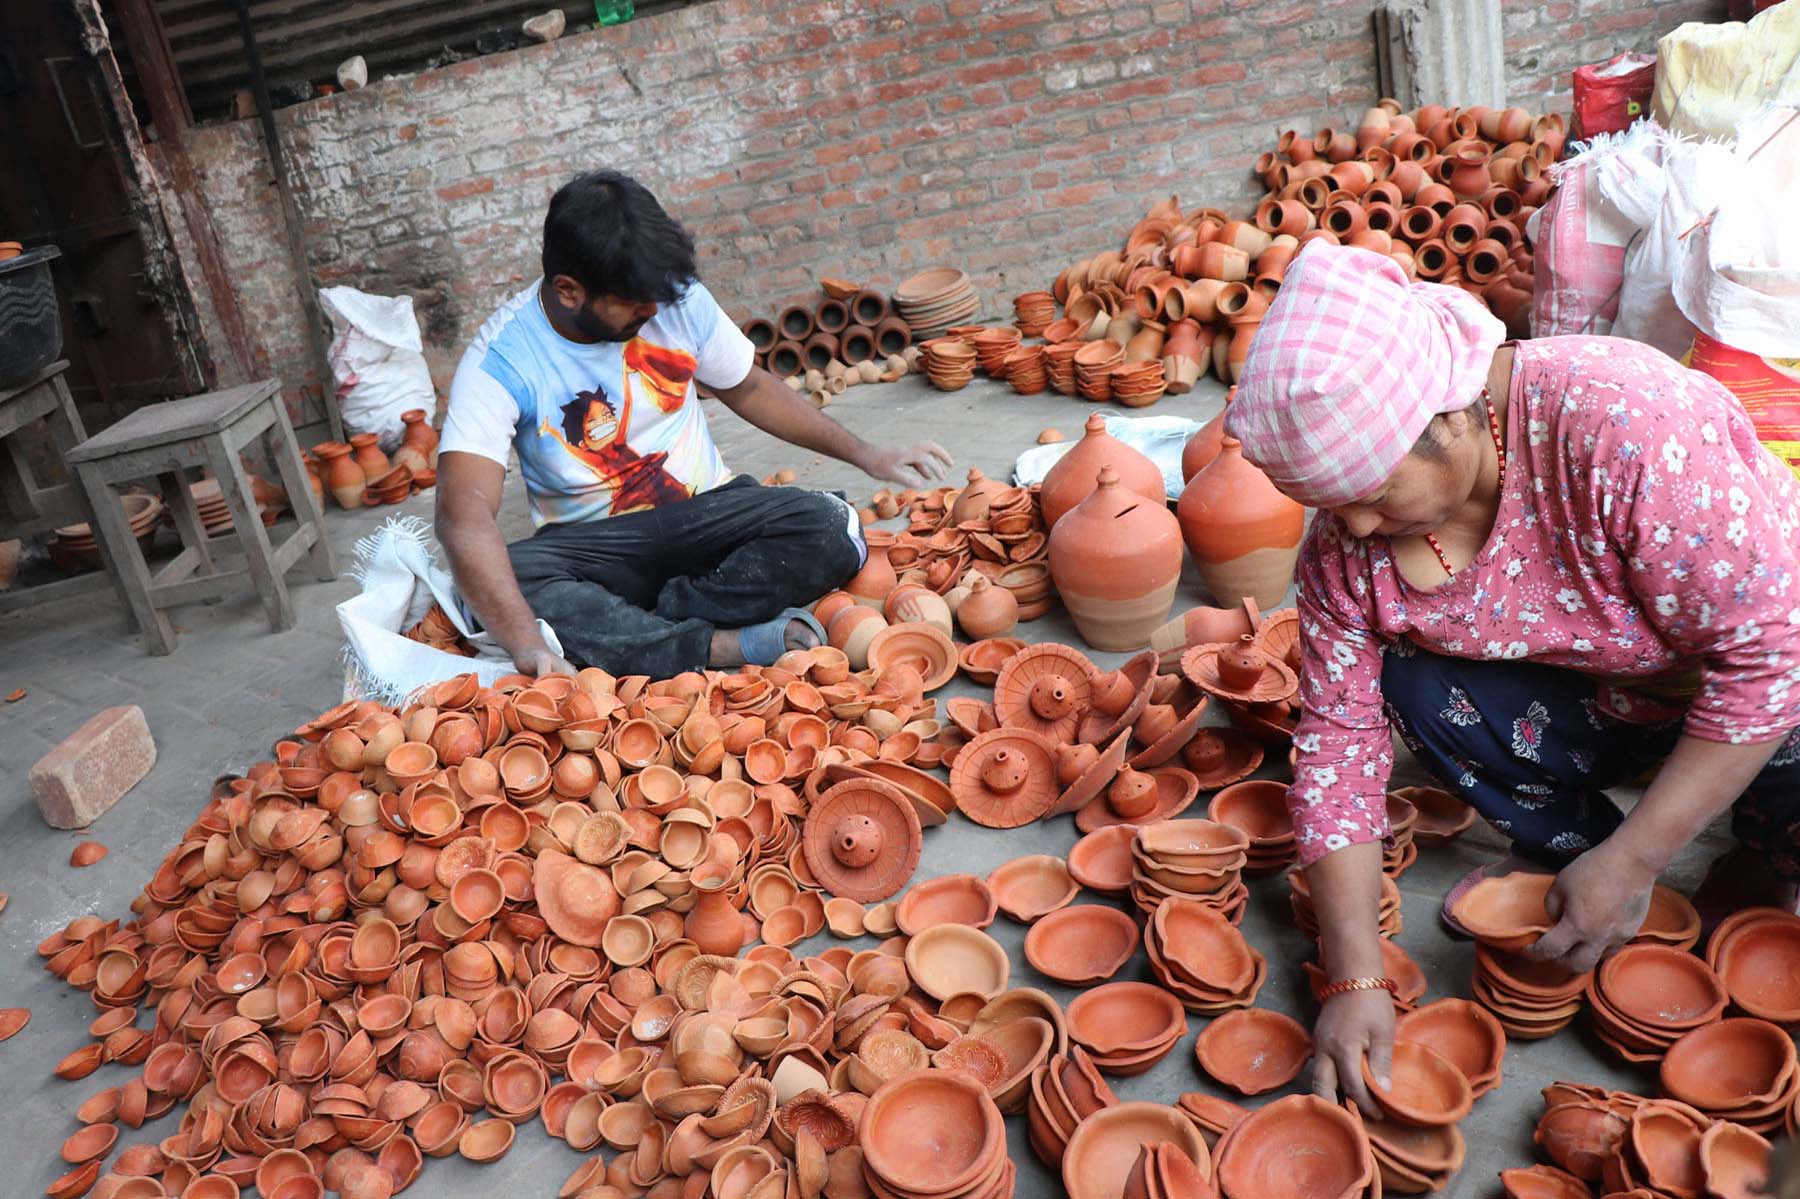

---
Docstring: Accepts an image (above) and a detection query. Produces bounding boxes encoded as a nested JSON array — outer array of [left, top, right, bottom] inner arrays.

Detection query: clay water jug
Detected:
[[846, 531, 898, 608], [401, 408, 439, 463], [350, 432, 389, 482], [1176, 437, 1304, 609], [315, 442, 365, 509], [1039, 413, 1164, 529], [1048, 465, 1184, 651], [685, 883, 744, 956]]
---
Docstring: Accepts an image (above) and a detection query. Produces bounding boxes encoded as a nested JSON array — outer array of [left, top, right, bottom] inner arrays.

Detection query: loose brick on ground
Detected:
[[28, 704, 156, 830]]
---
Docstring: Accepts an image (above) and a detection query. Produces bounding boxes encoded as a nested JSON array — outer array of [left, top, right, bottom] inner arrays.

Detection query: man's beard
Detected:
[[572, 303, 647, 343]]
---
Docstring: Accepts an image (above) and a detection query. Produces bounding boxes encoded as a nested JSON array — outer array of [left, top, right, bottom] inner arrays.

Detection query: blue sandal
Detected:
[[737, 607, 826, 667]]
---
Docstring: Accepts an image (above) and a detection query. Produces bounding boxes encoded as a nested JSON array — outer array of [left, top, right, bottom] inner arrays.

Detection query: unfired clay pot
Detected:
[[1038, 413, 1165, 528], [1048, 466, 1184, 652], [1176, 437, 1303, 609]]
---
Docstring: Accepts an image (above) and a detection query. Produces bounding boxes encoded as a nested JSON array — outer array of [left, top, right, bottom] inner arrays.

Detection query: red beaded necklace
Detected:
[[1423, 387, 1506, 578]]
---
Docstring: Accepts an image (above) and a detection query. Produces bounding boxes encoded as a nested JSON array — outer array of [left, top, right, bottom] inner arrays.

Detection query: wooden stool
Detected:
[[0, 360, 115, 612], [64, 378, 336, 654]]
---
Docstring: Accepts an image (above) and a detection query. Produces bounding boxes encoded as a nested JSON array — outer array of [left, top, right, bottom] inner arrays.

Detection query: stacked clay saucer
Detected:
[[1129, 818, 1249, 924], [1660, 1017, 1799, 1133], [859, 1069, 1009, 1198], [893, 268, 980, 336], [1290, 867, 1402, 939], [1065, 982, 1188, 1076], [1364, 1107, 1467, 1195], [1396, 998, 1507, 1098], [1212, 1095, 1380, 1199], [1026, 1046, 1120, 1169], [1470, 943, 1589, 1040], [1630, 884, 1702, 951], [1586, 943, 1728, 1062], [1205, 780, 1295, 873], [1143, 896, 1266, 1014], [1706, 907, 1800, 1024], [1062, 1103, 1210, 1199]]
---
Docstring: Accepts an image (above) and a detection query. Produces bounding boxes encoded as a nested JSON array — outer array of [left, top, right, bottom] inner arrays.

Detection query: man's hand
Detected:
[[859, 441, 953, 488], [513, 641, 577, 679], [1526, 842, 1655, 974], [1312, 988, 1395, 1120]]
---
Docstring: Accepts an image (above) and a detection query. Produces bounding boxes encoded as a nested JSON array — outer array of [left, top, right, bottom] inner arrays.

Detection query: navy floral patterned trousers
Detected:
[[1382, 646, 1800, 878]]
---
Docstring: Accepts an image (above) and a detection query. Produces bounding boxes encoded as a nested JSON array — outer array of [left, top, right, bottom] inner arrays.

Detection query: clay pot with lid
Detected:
[[1038, 413, 1165, 528], [1177, 437, 1304, 609], [1048, 465, 1184, 652]]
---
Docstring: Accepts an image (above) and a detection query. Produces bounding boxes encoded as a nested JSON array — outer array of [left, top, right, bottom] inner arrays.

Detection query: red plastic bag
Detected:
[[1688, 333, 1800, 480], [1571, 52, 1657, 141]]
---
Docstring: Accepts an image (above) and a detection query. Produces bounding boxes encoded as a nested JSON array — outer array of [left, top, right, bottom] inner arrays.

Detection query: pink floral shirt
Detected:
[[1290, 336, 1800, 866]]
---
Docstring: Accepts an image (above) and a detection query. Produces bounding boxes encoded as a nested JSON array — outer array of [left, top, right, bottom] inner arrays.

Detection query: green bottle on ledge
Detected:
[[594, 0, 634, 25]]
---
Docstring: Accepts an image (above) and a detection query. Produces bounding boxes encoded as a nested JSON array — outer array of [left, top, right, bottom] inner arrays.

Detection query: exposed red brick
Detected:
[[29, 705, 156, 830]]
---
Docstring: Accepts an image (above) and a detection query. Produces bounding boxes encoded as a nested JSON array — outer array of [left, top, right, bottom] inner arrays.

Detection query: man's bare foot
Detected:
[[707, 617, 821, 668], [1692, 843, 1799, 933]]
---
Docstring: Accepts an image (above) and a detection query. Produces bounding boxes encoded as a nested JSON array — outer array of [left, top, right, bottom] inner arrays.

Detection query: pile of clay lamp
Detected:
[[1516, 1079, 1785, 1198], [825, 471, 1054, 666], [1448, 871, 1721, 1050], [740, 277, 914, 379]]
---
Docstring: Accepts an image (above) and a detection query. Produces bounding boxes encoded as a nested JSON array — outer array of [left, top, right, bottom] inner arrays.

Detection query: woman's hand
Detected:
[[1527, 842, 1655, 974], [1313, 988, 1395, 1119]]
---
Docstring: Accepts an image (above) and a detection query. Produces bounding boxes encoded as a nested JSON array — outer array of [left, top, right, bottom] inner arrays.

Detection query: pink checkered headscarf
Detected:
[[1223, 242, 1506, 509]]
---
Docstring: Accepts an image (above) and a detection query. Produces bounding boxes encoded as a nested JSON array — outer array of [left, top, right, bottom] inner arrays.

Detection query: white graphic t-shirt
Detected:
[[442, 280, 754, 528]]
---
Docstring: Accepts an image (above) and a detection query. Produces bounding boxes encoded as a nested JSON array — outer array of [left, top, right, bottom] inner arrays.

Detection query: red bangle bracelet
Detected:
[[1319, 976, 1399, 1000]]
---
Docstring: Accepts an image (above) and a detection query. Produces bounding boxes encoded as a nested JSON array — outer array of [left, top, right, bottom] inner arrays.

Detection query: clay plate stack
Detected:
[[1128, 818, 1248, 924], [893, 268, 979, 337], [1586, 943, 1728, 1063], [859, 1069, 1012, 1198], [1470, 943, 1588, 1040], [1143, 895, 1266, 1014], [48, 492, 163, 573]]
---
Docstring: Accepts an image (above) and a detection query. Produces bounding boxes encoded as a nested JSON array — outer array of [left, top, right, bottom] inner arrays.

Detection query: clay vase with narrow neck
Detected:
[[401, 408, 439, 463], [315, 442, 365, 509], [1176, 436, 1304, 609], [1039, 413, 1165, 529], [1181, 386, 1234, 481], [846, 531, 897, 608], [302, 456, 326, 512], [1048, 465, 1184, 651], [350, 432, 389, 482], [685, 884, 744, 956]]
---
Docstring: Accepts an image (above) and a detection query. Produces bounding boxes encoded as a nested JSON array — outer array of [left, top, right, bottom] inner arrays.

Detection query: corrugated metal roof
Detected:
[[131, 0, 696, 120]]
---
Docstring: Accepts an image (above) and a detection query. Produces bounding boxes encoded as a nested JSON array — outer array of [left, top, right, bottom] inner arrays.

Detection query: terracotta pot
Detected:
[[957, 576, 1019, 640], [1176, 437, 1303, 609], [1038, 413, 1164, 529], [1048, 466, 1183, 652], [315, 442, 366, 509], [349, 432, 389, 482], [845, 536, 897, 607], [684, 885, 744, 956], [400, 408, 439, 466]]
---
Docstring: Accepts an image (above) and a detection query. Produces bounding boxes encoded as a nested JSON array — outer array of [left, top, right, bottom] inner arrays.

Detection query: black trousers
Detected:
[[508, 477, 863, 676], [1383, 647, 1800, 876]]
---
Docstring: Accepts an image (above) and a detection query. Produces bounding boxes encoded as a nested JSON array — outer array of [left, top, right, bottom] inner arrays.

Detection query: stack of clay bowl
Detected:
[[1129, 818, 1248, 924], [1026, 1046, 1121, 1169], [893, 267, 980, 337], [1072, 339, 1124, 401], [1013, 290, 1056, 335], [1629, 883, 1702, 951], [1043, 340, 1083, 394], [1003, 345, 1048, 395], [1707, 906, 1800, 1024], [188, 478, 256, 534], [1661, 1017, 1799, 1133], [1470, 942, 1588, 1040], [1066, 981, 1189, 1075], [363, 463, 414, 506], [1206, 780, 1295, 874], [1107, 358, 1167, 408], [1143, 896, 1266, 1013], [1364, 1106, 1467, 1194], [969, 327, 1023, 375], [1366, 1040, 1475, 1142], [1062, 1103, 1210, 1199], [1587, 943, 1729, 1062], [1395, 998, 1506, 1100], [860, 1069, 1011, 1198], [47, 492, 163, 573], [922, 337, 977, 391], [1290, 868, 1402, 939], [1212, 1095, 1382, 1199]]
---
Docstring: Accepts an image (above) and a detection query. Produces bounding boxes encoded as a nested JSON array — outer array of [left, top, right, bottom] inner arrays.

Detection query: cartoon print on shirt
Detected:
[[539, 337, 698, 515]]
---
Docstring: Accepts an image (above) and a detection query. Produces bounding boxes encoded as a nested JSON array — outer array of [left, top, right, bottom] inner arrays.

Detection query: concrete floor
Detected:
[[0, 369, 1731, 1197]]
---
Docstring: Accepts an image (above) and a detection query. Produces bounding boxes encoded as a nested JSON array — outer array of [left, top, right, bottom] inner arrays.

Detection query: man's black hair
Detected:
[[561, 389, 615, 445], [543, 170, 698, 303]]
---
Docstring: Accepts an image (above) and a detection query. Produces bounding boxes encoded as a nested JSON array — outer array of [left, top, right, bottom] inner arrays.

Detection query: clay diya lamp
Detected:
[[1709, 908, 1800, 1024], [1212, 1095, 1374, 1199], [894, 873, 998, 935], [1067, 825, 1137, 896], [950, 727, 1061, 828], [1629, 1103, 1709, 1197], [1181, 635, 1298, 705], [1533, 1101, 1626, 1181], [800, 777, 923, 903], [1061, 1103, 1208, 1199], [1497, 1165, 1597, 1199], [1398, 785, 1477, 845], [993, 643, 1099, 743], [1151, 897, 1258, 996], [903, 924, 1011, 1001], [1396, 998, 1507, 1097], [1207, 780, 1295, 872], [1078, 650, 1158, 744], [1194, 1009, 1312, 1096], [987, 855, 1079, 923], [1365, 1039, 1473, 1127], [1660, 1017, 1797, 1117], [1067, 981, 1186, 1061], [860, 1069, 1005, 1198], [1126, 694, 1212, 770], [1048, 729, 1131, 818], [959, 637, 1027, 686], [1364, 1106, 1467, 1193], [1449, 872, 1555, 951], [1595, 943, 1728, 1038], [1632, 884, 1701, 951], [866, 621, 959, 692], [1022, 904, 1139, 986], [1135, 817, 1250, 871], [1697, 1120, 1772, 1199], [1177, 1091, 1249, 1141], [1178, 726, 1263, 789]]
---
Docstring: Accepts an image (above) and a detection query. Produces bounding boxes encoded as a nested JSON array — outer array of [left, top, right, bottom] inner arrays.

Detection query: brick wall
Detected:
[[177, 0, 1725, 409]]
